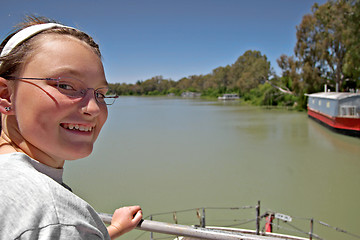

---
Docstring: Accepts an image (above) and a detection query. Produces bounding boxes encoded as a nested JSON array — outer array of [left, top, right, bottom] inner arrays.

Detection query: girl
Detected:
[[0, 16, 142, 239]]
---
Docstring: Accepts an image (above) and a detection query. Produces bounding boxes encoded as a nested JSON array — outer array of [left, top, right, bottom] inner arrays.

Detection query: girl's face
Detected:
[[10, 35, 108, 166]]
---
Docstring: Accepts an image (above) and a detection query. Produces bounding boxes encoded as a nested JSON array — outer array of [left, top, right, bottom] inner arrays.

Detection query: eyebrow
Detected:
[[49, 67, 108, 87]]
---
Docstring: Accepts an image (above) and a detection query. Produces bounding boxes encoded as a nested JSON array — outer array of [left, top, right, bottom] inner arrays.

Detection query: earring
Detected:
[[5, 107, 11, 112]]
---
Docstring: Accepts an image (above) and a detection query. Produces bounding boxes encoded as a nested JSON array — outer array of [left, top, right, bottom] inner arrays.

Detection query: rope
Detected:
[[317, 220, 360, 239], [283, 221, 323, 240], [268, 222, 323, 240], [143, 205, 255, 218], [263, 208, 360, 239], [205, 206, 255, 210]]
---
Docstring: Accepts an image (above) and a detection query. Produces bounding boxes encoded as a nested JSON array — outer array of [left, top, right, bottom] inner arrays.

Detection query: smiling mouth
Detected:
[[61, 123, 94, 132]]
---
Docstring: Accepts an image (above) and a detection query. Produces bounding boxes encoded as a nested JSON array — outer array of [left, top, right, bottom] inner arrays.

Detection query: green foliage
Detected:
[[202, 88, 222, 98], [277, 54, 302, 94], [168, 87, 181, 96], [230, 50, 271, 94], [242, 83, 300, 109], [147, 90, 160, 95], [295, 0, 359, 92], [343, 0, 360, 82]]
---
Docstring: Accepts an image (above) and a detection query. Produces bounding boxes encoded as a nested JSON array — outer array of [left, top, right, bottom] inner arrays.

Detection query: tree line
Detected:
[[109, 0, 360, 110]]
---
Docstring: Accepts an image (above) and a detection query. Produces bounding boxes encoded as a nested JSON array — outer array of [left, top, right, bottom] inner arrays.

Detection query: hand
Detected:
[[107, 206, 142, 239]]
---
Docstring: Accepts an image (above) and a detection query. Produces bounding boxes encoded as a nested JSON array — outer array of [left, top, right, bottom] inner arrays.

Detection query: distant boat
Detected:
[[181, 91, 201, 98], [218, 94, 240, 100], [306, 92, 360, 137]]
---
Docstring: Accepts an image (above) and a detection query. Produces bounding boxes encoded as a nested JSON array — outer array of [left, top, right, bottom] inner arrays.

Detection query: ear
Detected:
[[0, 77, 14, 115]]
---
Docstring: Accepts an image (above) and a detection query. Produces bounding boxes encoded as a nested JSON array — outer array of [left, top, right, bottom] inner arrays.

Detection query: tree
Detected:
[[176, 77, 192, 91], [295, 0, 356, 92], [277, 54, 302, 94], [212, 65, 231, 91], [343, 0, 360, 85], [229, 50, 271, 93]]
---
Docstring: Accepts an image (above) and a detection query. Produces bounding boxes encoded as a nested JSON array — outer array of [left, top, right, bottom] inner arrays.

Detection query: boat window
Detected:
[[318, 100, 321, 106], [340, 106, 356, 116], [349, 107, 355, 116], [341, 107, 346, 116], [326, 101, 330, 108]]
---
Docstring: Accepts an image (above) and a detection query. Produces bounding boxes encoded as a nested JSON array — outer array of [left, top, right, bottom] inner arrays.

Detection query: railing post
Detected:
[[150, 215, 153, 240], [256, 200, 260, 235], [310, 218, 314, 240], [201, 208, 206, 228]]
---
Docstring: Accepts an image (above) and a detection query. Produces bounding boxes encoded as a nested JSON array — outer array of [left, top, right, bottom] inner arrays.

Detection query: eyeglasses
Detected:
[[6, 76, 118, 105]]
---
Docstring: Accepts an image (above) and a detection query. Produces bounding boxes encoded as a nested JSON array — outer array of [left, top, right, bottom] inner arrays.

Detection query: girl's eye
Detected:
[[58, 83, 76, 91], [95, 92, 106, 99]]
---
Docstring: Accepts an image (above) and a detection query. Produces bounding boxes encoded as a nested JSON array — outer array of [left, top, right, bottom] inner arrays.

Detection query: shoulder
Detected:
[[0, 153, 57, 202], [16, 224, 108, 240], [0, 153, 109, 239]]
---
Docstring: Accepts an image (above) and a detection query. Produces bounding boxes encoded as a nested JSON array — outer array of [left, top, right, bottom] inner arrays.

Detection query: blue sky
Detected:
[[1, 0, 327, 84]]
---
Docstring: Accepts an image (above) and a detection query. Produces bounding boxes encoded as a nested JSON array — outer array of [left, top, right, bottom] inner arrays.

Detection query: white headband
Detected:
[[0, 23, 72, 57]]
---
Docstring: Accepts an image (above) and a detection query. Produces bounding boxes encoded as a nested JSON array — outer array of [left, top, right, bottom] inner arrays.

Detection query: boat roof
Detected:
[[306, 92, 360, 100]]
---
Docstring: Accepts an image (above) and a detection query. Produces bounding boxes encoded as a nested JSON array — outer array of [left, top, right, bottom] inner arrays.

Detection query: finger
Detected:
[[133, 210, 143, 223], [130, 206, 141, 212], [129, 206, 141, 215]]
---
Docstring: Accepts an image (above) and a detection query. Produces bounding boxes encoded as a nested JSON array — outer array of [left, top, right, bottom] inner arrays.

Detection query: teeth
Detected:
[[62, 123, 93, 132]]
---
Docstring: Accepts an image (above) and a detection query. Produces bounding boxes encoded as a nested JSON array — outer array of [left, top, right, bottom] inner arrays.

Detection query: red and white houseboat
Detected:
[[306, 92, 360, 137]]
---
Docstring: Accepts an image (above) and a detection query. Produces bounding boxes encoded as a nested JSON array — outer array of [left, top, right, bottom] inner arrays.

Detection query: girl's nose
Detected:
[[80, 89, 103, 116]]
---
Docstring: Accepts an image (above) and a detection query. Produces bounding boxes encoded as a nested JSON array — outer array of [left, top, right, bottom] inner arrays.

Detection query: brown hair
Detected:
[[0, 15, 101, 77]]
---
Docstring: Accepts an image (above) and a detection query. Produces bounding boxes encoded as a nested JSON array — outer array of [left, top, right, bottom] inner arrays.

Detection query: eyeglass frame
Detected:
[[4, 76, 119, 105]]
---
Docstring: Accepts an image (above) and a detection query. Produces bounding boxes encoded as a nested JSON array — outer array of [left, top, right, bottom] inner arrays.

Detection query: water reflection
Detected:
[[308, 117, 360, 155]]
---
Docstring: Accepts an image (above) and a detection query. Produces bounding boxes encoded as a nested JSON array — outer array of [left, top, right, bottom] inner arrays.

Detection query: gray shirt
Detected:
[[0, 152, 110, 239]]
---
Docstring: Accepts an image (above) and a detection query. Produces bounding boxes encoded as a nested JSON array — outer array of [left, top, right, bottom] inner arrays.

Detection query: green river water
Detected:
[[64, 97, 360, 240]]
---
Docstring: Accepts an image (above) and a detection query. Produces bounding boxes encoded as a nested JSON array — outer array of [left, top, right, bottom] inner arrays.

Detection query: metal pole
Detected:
[[150, 215, 153, 240], [256, 200, 260, 235], [137, 219, 265, 240], [309, 218, 313, 240], [202, 208, 206, 228]]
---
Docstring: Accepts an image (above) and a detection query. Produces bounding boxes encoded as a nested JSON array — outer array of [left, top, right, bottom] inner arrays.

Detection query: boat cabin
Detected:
[[218, 94, 240, 100], [307, 92, 360, 118]]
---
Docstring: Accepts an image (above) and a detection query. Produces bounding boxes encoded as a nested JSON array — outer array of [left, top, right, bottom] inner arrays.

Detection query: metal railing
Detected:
[[98, 201, 360, 240], [99, 213, 295, 240]]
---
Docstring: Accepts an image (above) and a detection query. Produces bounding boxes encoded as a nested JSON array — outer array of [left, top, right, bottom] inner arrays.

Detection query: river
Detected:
[[64, 96, 360, 240]]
